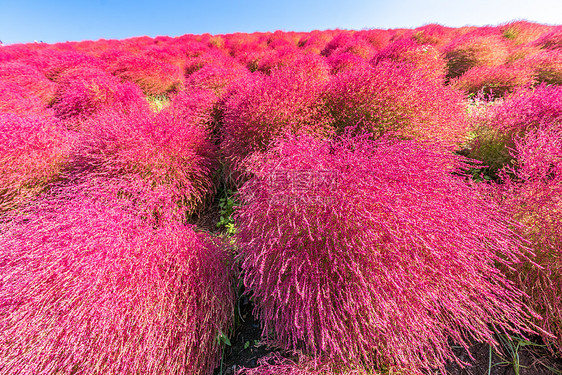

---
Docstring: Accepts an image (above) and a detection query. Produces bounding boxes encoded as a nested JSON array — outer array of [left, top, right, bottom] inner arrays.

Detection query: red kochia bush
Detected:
[[51, 67, 147, 124], [78, 106, 218, 219], [451, 65, 536, 98], [533, 26, 562, 50], [221, 60, 332, 176], [467, 84, 562, 174], [0, 113, 69, 213], [185, 63, 249, 97], [515, 49, 562, 85], [164, 88, 219, 130], [372, 39, 448, 80], [236, 353, 367, 375], [22, 49, 108, 81], [500, 21, 553, 45], [326, 53, 371, 75], [495, 125, 562, 353], [324, 61, 468, 147], [234, 132, 534, 374], [443, 31, 511, 78], [0, 80, 47, 116], [412, 24, 458, 47], [0, 62, 56, 105], [110, 54, 184, 95], [0, 189, 234, 375]]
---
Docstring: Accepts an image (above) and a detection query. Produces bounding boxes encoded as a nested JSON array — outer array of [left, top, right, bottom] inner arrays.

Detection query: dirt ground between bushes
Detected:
[[194, 199, 562, 375]]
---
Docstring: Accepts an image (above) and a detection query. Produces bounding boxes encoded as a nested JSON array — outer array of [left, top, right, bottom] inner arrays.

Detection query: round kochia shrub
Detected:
[[221, 60, 332, 176], [110, 54, 184, 95], [451, 65, 535, 99], [443, 31, 510, 79], [0, 189, 234, 375], [467, 84, 562, 173], [234, 132, 535, 374], [51, 67, 147, 123], [78, 106, 218, 220], [324, 61, 468, 147], [0, 62, 56, 105], [0, 113, 69, 213], [495, 125, 562, 354], [372, 39, 448, 81]]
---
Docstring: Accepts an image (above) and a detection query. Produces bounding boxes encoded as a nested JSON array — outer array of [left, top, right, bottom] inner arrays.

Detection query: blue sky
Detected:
[[0, 0, 561, 45]]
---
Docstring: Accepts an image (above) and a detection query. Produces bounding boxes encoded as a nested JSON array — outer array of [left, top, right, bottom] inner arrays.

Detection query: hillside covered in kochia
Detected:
[[0, 21, 561, 375]]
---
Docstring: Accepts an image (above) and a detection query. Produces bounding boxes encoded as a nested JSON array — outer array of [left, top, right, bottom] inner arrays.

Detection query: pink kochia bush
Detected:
[[51, 67, 147, 124], [221, 59, 332, 177], [236, 353, 368, 375], [0, 113, 69, 213], [0, 80, 47, 116], [110, 54, 184, 95], [443, 31, 511, 78], [234, 132, 535, 374], [78, 105, 218, 220], [372, 39, 448, 81], [494, 125, 562, 353], [0, 62, 56, 105], [468, 84, 562, 172], [0, 188, 234, 375], [451, 65, 536, 98], [515, 49, 562, 85], [324, 61, 468, 147]]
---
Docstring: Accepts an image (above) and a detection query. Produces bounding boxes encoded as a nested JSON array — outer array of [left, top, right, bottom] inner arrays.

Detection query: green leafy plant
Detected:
[[216, 189, 238, 236]]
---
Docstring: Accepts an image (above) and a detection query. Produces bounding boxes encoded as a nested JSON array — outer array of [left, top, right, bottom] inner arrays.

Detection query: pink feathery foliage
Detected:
[[185, 63, 249, 97], [120, 35, 156, 54], [234, 132, 535, 374], [326, 53, 371, 75], [372, 39, 448, 80], [354, 29, 392, 51], [388, 28, 416, 43], [467, 84, 562, 172], [224, 33, 269, 66], [251, 46, 302, 75], [323, 61, 468, 147], [443, 31, 511, 78], [515, 49, 562, 85], [327, 37, 377, 60], [184, 50, 237, 75], [72, 39, 116, 57], [0, 62, 56, 105], [51, 67, 148, 124], [0, 79, 47, 116], [220, 62, 333, 177], [493, 124, 562, 353], [23, 49, 108, 81], [451, 65, 536, 98], [297, 31, 335, 54], [506, 44, 544, 63], [0, 188, 234, 375], [98, 48, 133, 65], [164, 88, 218, 131], [271, 53, 331, 82], [236, 353, 370, 375], [0, 44, 43, 63], [533, 26, 562, 50], [0, 113, 69, 213], [412, 24, 458, 47], [77, 105, 218, 219], [168, 39, 209, 58], [142, 45, 188, 67], [488, 84, 562, 133], [321, 32, 376, 59], [110, 54, 184, 96], [500, 21, 554, 45]]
